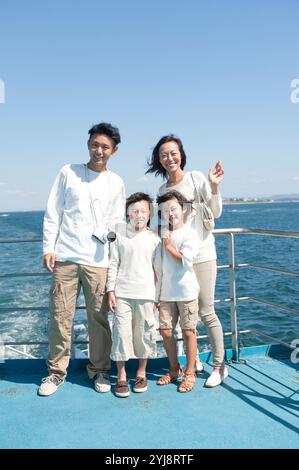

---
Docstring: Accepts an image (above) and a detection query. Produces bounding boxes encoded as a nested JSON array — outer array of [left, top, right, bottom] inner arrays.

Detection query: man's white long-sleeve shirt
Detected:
[[43, 164, 125, 267]]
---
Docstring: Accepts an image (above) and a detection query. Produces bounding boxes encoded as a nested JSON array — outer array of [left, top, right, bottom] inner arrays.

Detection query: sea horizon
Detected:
[[1, 199, 299, 214]]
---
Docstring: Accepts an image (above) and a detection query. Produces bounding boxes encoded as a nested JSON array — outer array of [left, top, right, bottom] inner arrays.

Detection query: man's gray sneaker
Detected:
[[38, 374, 64, 396]]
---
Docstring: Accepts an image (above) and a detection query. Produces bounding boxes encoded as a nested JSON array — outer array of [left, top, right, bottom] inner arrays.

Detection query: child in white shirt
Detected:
[[107, 192, 161, 398], [156, 190, 199, 393]]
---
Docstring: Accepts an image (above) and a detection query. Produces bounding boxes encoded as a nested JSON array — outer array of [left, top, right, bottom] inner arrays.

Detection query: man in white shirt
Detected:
[[39, 122, 126, 396]]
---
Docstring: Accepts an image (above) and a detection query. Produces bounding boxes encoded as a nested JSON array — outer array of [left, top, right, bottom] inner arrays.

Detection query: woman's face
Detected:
[[158, 141, 182, 175]]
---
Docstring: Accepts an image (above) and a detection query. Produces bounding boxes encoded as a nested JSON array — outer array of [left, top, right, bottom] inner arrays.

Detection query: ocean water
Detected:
[[0, 202, 298, 357]]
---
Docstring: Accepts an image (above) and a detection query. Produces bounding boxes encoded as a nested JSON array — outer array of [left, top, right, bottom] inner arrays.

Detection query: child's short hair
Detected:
[[126, 192, 153, 226], [156, 190, 192, 208]]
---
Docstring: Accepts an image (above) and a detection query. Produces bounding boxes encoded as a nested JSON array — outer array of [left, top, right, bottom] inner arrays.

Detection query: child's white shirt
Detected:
[[107, 228, 161, 302], [159, 226, 200, 302]]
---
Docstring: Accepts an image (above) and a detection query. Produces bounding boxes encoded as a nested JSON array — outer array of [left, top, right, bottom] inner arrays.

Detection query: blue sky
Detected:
[[0, 0, 298, 211]]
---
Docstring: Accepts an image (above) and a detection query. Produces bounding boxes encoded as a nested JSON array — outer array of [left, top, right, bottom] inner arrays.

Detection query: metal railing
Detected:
[[214, 228, 299, 360], [1, 228, 298, 361]]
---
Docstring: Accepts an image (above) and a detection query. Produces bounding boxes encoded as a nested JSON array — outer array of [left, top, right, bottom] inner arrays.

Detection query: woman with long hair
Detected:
[[147, 134, 227, 387]]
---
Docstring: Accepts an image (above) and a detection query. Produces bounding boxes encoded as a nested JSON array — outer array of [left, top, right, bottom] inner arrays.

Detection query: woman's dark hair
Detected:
[[126, 192, 153, 226], [146, 134, 187, 179], [88, 122, 121, 147]]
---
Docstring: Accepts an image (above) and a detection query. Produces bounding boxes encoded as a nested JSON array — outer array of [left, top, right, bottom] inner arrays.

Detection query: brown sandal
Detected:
[[178, 373, 196, 393], [157, 366, 183, 385]]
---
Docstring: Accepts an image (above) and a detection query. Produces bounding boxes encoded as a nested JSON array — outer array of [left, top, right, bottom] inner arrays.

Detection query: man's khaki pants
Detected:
[[47, 261, 111, 380]]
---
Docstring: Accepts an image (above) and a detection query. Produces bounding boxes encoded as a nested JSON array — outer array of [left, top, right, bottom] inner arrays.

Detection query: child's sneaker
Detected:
[[133, 376, 148, 393], [115, 380, 130, 398]]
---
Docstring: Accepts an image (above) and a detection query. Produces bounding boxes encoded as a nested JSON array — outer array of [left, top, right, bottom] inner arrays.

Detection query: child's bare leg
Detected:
[[183, 337, 203, 372], [178, 330, 197, 392], [116, 361, 127, 381], [182, 329, 197, 375], [136, 359, 147, 378], [160, 329, 180, 371]]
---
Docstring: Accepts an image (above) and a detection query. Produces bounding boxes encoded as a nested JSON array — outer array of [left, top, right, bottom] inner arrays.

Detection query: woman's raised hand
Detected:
[[209, 160, 224, 186]]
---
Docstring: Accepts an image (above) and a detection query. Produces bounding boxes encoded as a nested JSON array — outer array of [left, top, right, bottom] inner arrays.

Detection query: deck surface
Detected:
[[0, 346, 298, 449]]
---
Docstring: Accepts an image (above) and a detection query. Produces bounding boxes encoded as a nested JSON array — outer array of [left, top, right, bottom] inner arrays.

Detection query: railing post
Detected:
[[228, 233, 239, 361]]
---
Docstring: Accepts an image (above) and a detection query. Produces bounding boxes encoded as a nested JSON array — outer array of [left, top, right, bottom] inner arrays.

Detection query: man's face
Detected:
[[87, 134, 117, 172]]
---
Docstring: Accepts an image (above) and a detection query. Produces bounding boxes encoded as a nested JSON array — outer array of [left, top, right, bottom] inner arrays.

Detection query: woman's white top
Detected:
[[158, 171, 222, 263]]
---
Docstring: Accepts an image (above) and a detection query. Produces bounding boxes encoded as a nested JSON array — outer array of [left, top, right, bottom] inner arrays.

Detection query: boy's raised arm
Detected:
[[162, 231, 183, 263]]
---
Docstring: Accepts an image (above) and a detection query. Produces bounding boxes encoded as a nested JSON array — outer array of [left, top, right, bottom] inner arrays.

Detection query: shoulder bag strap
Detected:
[[190, 171, 206, 203]]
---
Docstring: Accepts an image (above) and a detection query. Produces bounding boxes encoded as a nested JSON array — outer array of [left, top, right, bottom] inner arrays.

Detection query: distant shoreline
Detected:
[[223, 200, 299, 205], [1, 200, 299, 213]]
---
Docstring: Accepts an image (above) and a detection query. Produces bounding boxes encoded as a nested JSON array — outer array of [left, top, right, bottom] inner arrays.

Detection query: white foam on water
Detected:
[[230, 209, 251, 213]]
